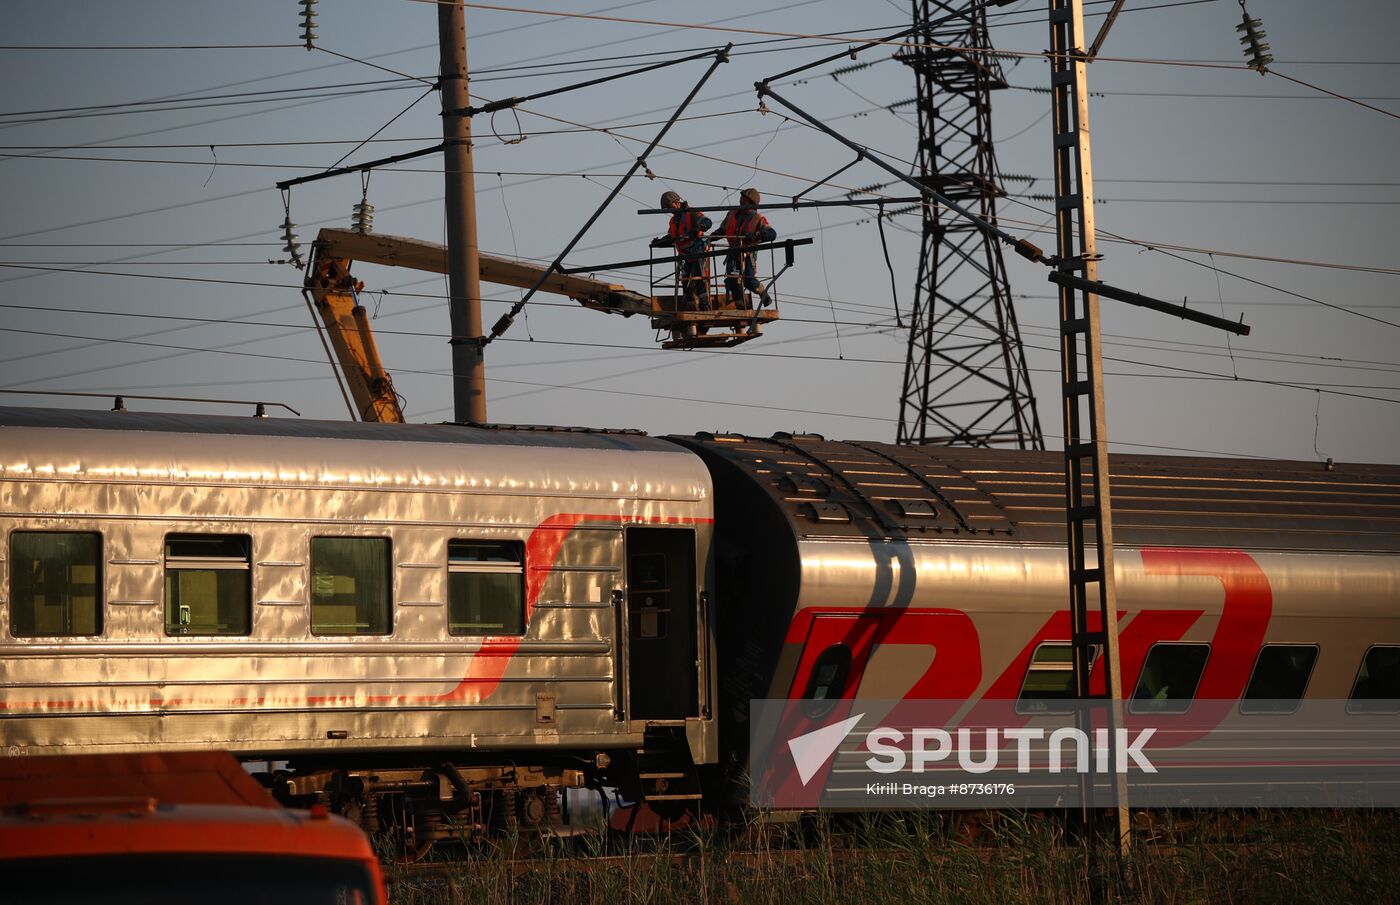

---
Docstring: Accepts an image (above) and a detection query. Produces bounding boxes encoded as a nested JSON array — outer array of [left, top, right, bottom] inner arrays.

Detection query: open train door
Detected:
[[622, 527, 700, 723]]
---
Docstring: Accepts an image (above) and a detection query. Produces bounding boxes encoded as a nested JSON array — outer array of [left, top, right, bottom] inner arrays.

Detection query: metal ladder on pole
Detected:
[[1047, 0, 1131, 855]]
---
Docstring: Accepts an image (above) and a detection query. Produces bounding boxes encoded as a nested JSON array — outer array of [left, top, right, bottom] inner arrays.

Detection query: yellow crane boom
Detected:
[[304, 228, 655, 423]]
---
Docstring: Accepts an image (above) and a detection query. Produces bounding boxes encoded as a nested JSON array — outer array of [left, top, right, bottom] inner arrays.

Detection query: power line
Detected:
[[10, 292, 1398, 377], [1088, 197, 1400, 208], [312, 46, 437, 87], [1267, 68, 1400, 121], [0, 83, 423, 128], [0, 43, 301, 50], [7, 316, 1395, 405], [0, 187, 272, 243], [1008, 84, 1400, 102], [0, 137, 441, 150], [397, 0, 1330, 79], [0, 92, 388, 172], [0, 77, 417, 120]]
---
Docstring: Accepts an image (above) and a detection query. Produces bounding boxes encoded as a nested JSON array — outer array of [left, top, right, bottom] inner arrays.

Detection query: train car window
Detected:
[[1240, 644, 1319, 714], [9, 531, 102, 637], [1016, 642, 1100, 714], [447, 540, 525, 636], [164, 534, 251, 636], [310, 537, 391, 635], [800, 644, 853, 719], [804, 644, 853, 701], [1348, 645, 1400, 714], [1130, 643, 1210, 714]]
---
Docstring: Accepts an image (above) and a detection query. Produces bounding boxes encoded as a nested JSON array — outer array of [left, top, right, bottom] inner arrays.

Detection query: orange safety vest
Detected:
[[668, 207, 707, 242], [721, 208, 770, 246]]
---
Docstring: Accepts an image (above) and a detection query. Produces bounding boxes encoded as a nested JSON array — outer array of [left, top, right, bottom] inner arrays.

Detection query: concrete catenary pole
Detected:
[[438, 1, 487, 423]]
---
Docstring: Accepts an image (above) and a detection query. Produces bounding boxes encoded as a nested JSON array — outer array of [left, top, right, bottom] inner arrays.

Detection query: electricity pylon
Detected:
[[897, 1, 1043, 449]]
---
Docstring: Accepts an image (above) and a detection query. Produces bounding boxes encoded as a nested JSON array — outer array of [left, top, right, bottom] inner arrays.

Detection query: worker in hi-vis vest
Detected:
[[651, 190, 713, 311], [718, 187, 776, 308]]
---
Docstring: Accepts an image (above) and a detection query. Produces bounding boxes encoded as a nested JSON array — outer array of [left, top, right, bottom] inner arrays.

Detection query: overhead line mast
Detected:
[[438, 0, 488, 424]]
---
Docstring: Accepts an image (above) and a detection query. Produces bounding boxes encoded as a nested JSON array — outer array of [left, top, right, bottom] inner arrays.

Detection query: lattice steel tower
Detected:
[[896, 1, 1043, 449]]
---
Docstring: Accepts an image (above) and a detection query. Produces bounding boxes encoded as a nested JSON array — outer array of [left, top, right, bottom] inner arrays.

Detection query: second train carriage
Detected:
[[675, 432, 1400, 784]]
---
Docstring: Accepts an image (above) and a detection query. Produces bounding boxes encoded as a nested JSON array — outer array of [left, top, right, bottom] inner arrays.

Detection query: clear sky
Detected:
[[2, 0, 1397, 463]]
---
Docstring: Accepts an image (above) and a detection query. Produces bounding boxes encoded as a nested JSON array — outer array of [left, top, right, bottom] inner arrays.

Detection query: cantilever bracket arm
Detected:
[[1047, 271, 1251, 336], [276, 143, 445, 191], [763, 23, 918, 85], [455, 47, 721, 117], [480, 44, 733, 348]]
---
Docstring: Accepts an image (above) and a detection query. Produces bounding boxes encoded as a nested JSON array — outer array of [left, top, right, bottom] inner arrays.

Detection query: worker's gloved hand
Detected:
[[649, 236, 671, 248], [757, 227, 777, 243]]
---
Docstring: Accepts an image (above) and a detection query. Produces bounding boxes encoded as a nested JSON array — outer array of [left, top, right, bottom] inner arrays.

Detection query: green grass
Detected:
[[388, 810, 1400, 904]]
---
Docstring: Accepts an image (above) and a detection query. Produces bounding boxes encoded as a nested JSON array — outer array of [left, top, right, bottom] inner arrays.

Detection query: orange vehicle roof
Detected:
[[0, 751, 277, 808], [0, 800, 374, 861], [0, 752, 385, 903]]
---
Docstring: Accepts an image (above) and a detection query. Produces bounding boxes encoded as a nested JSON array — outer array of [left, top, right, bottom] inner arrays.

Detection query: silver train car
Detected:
[[3, 408, 1399, 833], [1, 408, 717, 836]]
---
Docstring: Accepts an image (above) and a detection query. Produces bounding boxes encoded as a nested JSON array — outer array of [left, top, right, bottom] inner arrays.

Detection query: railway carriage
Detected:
[[0, 407, 717, 836], [680, 432, 1400, 798], [3, 406, 1399, 832]]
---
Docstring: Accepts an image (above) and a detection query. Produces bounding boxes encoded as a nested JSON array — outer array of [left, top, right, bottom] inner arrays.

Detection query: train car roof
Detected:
[[673, 432, 1400, 554], [0, 405, 680, 453]]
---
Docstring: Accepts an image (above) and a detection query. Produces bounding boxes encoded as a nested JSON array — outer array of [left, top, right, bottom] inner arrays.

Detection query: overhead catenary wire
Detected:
[[7, 319, 1396, 416], [0, 82, 426, 127], [0, 77, 420, 121], [13, 285, 1400, 377], [395, 0, 1359, 79], [0, 43, 303, 51]]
